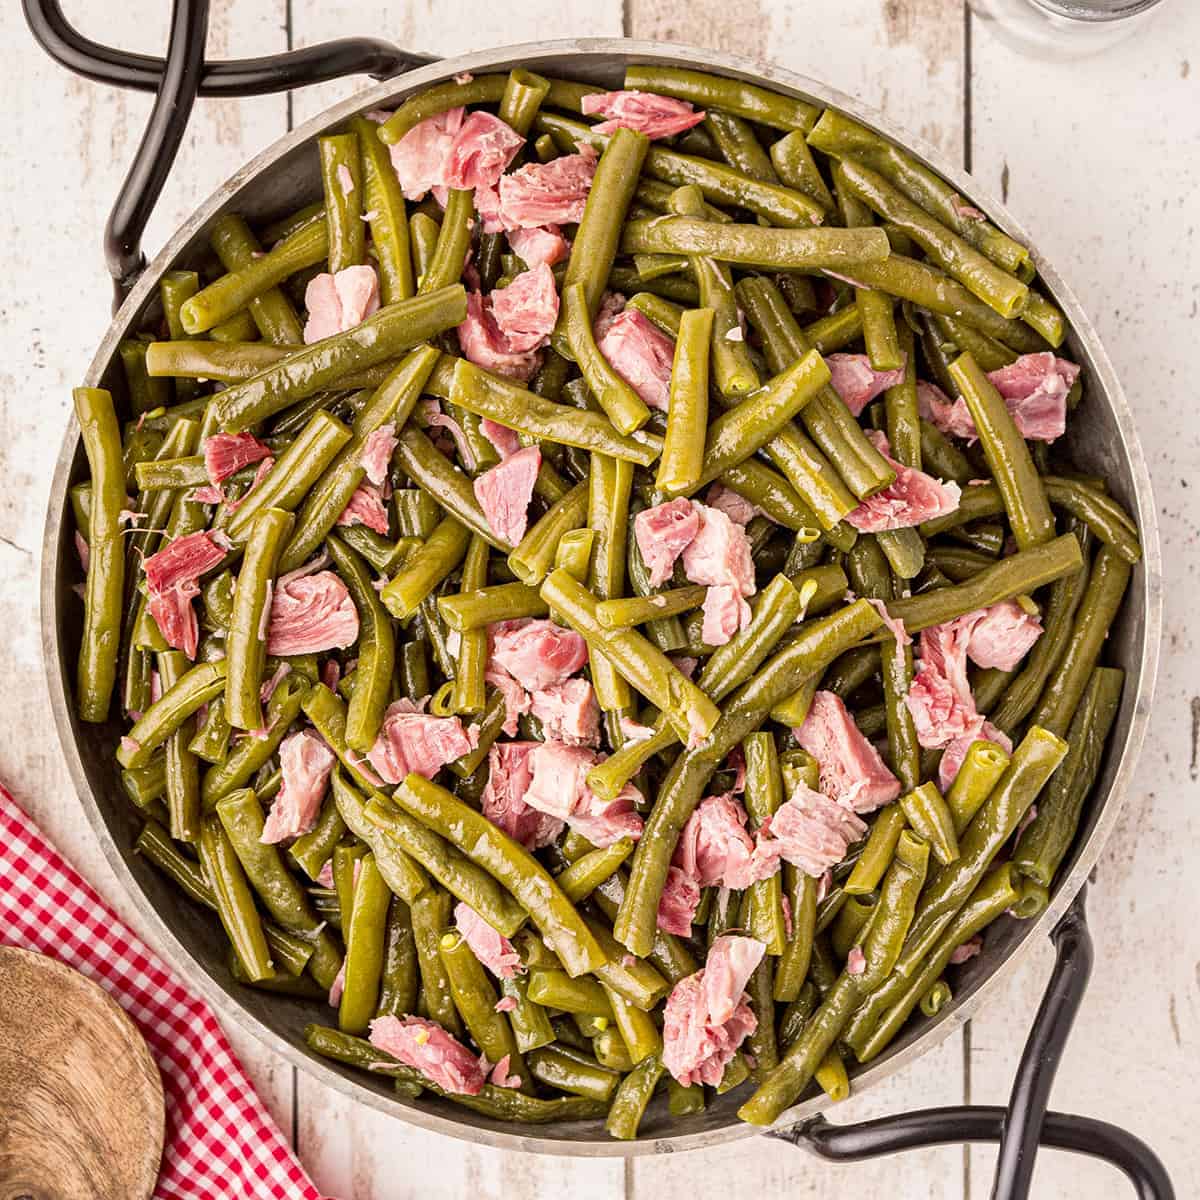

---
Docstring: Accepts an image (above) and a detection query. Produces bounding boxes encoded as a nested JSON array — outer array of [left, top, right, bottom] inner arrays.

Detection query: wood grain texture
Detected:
[[0, 0, 1194, 1197], [0, 948, 164, 1200]]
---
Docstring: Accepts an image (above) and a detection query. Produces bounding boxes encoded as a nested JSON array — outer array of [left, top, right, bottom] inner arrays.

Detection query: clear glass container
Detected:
[[967, 0, 1171, 58]]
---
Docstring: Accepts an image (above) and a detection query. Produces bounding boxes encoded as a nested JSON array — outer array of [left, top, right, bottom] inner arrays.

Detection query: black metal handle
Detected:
[[22, 0, 434, 305], [771, 888, 1175, 1199]]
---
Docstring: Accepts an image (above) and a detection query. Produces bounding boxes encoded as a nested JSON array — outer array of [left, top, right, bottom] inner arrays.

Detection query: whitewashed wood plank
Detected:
[[967, 7, 1199, 1198], [0, 0, 296, 1147]]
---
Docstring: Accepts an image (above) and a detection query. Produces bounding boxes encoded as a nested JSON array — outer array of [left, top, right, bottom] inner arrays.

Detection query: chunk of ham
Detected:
[[961, 599, 1043, 671], [336, 481, 390, 535], [484, 664, 532, 736], [489, 263, 560, 354], [529, 677, 601, 747], [758, 781, 868, 877], [480, 418, 522, 460], [596, 308, 676, 412], [260, 729, 336, 843], [704, 482, 765, 526], [633, 498, 699, 587], [846, 945, 867, 976], [266, 570, 359, 656], [674, 793, 773, 890], [824, 353, 907, 417], [661, 936, 763, 1087], [303, 265, 380, 344], [203, 432, 272, 485], [580, 90, 706, 139], [489, 618, 588, 691], [443, 111, 525, 193], [359, 426, 398, 487], [681, 502, 756, 596], [496, 147, 598, 229], [949, 934, 983, 965], [506, 224, 569, 269], [480, 741, 564, 849], [657, 865, 702, 936], [457, 290, 542, 381], [523, 741, 644, 848], [225, 456, 275, 513], [845, 431, 962, 533], [593, 290, 626, 341], [387, 106, 465, 200], [365, 698, 475, 783], [794, 690, 901, 813], [454, 902, 523, 979], [489, 1054, 522, 1090], [917, 353, 1079, 443], [473, 444, 541, 545], [368, 1015, 485, 1095], [144, 531, 227, 660], [701, 584, 751, 647]]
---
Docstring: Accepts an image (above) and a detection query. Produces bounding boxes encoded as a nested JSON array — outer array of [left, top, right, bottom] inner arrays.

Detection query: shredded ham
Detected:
[[496, 147, 598, 229], [634, 498, 700, 587], [303, 265, 380, 344], [657, 865, 702, 936], [824, 353, 906, 417], [489, 618, 588, 692], [369, 1016, 486, 1095], [266, 570, 359, 656], [596, 308, 676, 412], [454, 902, 523, 979], [203, 432, 272, 485], [365, 698, 475, 783], [443, 111, 524, 194], [759, 782, 868, 877], [674, 793, 773, 891], [949, 934, 983, 965], [484, 664, 532, 736], [523, 741, 644, 848], [144, 531, 227, 660], [581, 89, 706, 139], [456, 290, 542, 381], [704, 482, 766, 526], [387, 107, 465, 200], [489, 1053, 522, 1090], [700, 583, 752, 647], [487, 263, 560, 353], [938, 721, 1012, 791], [480, 741, 564, 849], [359, 426, 398, 487], [479, 418, 522, 460], [846, 945, 867, 976], [473, 444, 541, 545], [261, 730, 336, 843], [529, 677, 601, 747], [336, 481, 390, 535], [794, 690, 901, 813], [506, 224, 569, 269], [845, 431, 962, 533]]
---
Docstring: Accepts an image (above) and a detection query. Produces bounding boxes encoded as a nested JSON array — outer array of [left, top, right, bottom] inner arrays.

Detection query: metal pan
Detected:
[[34, 20, 1163, 1169]]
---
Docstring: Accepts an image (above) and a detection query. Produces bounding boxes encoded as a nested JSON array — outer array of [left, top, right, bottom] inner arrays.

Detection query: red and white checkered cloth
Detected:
[[0, 784, 325, 1200]]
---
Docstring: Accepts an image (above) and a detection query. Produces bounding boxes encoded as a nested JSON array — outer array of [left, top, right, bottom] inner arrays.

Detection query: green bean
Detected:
[[375, 898, 419, 1018], [159, 272, 201, 403], [948, 352, 1054, 549], [74, 388, 126, 721], [657, 306, 714, 493], [208, 215, 306, 345], [553, 840, 633, 904], [498, 973, 556, 1054], [815, 1046, 851, 1102], [288, 795, 347, 880], [527, 968, 613, 1018], [773, 869, 818, 1002], [418, 187, 473, 294], [1018, 667, 1123, 889], [595, 587, 708, 629], [449, 360, 662, 466], [213, 285, 465, 430], [317, 134, 365, 273], [444, 536, 487, 716], [941, 740, 1010, 837], [378, 74, 509, 142], [409, 211, 440, 283], [155, 651, 201, 843], [1029, 545, 1130, 738], [932, 312, 1015, 371], [136, 817, 215, 908], [225, 508, 293, 730], [742, 733, 787, 955], [526, 1046, 617, 1102], [1043, 478, 1141, 563], [899, 782, 960, 866], [304, 1023, 428, 1092], [551, 126, 649, 356], [719, 458, 829, 537], [119, 339, 173, 415], [123, 757, 168, 812], [118, 660, 228, 769], [379, 515, 471, 620], [433, 583, 550, 638], [409, 888, 464, 1036], [896, 725, 1067, 975], [395, 774, 606, 976], [198, 815, 273, 982], [831, 895, 877, 961], [349, 116, 414, 304], [605, 1052, 664, 1141], [770, 130, 835, 210], [132, 454, 208, 492], [845, 804, 906, 895], [705, 108, 779, 181]]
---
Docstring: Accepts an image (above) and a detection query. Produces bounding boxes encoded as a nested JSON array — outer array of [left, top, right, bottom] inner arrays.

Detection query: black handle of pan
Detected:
[[770, 887, 1175, 1200], [22, 0, 435, 306]]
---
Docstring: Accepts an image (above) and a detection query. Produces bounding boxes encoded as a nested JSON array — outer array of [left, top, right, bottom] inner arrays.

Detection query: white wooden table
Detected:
[[2, 2, 1196, 1196]]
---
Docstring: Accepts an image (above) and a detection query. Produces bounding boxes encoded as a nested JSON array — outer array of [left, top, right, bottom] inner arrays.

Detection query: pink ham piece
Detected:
[[144, 531, 227, 660], [961, 599, 1043, 671], [938, 721, 1012, 792], [529, 677, 601, 747], [620, 715, 657, 742], [704, 482, 765, 526], [489, 618, 588, 691], [523, 741, 644, 848], [905, 617, 979, 749], [580, 90, 706, 139], [443, 111, 524, 193], [454, 902, 523, 980], [226, 456, 275, 514], [190, 485, 225, 505], [489, 1054, 522, 1090], [700, 583, 752, 648], [661, 936, 763, 1087], [203, 432, 272, 485], [758, 782, 868, 877], [365, 698, 475, 783], [681, 502, 756, 596], [484, 664, 531, 736], [506, 224, 569, 269], [496, 147, 598, 229], [657, 865, 702, 936], [74, 531, 90, 573], [593, 290, 626, 341], [488, 264, 560, 353], [845, 431, 962, 533], [480, 741, 564, 849], [359, 426, 398, 487], [480, 418, 522, 459], [918, 354, 1079, 444], [674, 793, 772, 891], [794, 690, 901, 813], [846, 945, 867, 977], [633, 498, 700, 587], [260, 730, 336, 843], [336, 481, 390, 535], [303, 265, 380, 344], [473, 445, 541, 545], [258, 661, 290, 703], [387, 107, 465, 200], [457, 290, 542, 381], [328, 963, 345, 1008], [949, 934, 983, 965], [824, 353, 906, 417], [596, 308, 676, 412], [494, 996, 518, 1013], [368, 1016, 486, 1095], [266, 570, 359, 656]]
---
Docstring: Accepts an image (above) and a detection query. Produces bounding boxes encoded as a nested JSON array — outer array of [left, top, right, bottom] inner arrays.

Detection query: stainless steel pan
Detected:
[[29, 2, 1166, 1185]]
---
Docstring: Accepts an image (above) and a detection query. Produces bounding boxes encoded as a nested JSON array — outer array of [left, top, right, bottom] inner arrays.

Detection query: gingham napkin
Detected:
[[0, 784, 324, 1200]]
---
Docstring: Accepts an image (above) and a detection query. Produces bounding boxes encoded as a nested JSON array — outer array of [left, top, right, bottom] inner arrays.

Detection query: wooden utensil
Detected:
[[0, 947, 164, 1200]]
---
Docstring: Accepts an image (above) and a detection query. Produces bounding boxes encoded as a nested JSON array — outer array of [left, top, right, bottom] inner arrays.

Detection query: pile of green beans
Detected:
[[68, 64, 1139, 1139]]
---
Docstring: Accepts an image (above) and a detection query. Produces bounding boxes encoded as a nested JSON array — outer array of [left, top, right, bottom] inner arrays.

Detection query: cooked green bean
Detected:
[[899, 782, 960, 866], [440, 931, 527, 1083], [199, 814, 273, 982], [380, 515, 471, 620], [319, 134, 365, 273], [605, 1052, 664, 1141], [349, 116, 414, 304], [658, 306, 714, 493], [208, 214, 306, 345]]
